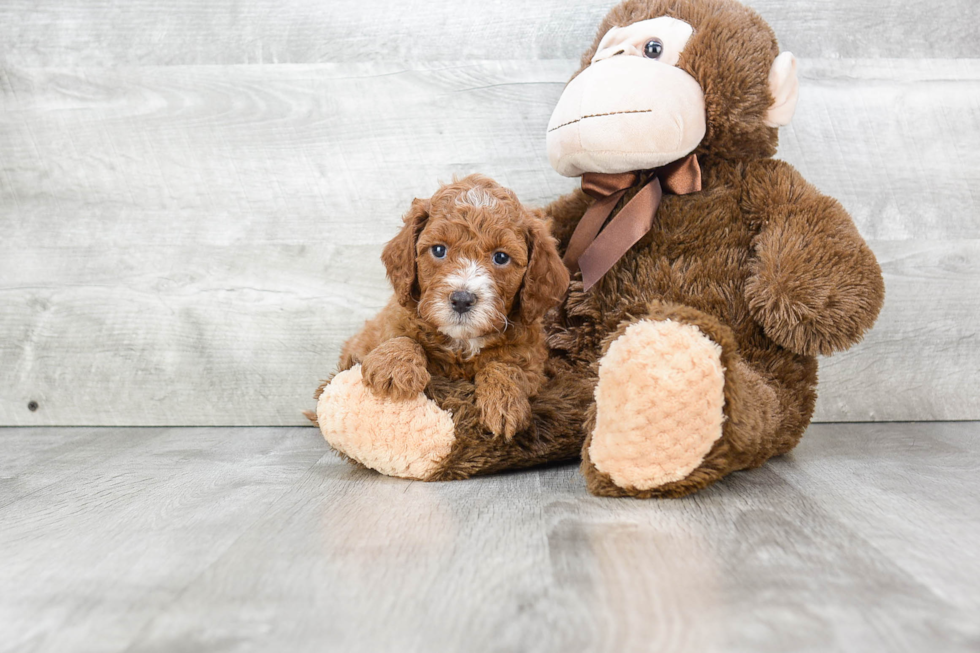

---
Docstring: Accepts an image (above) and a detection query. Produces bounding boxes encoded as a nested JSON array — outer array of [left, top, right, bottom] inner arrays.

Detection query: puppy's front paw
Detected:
[[360, 338, 430, 401], [476, 382, 532, 440]]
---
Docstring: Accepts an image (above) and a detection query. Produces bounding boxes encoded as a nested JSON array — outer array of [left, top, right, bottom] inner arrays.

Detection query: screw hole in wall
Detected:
[[28, 401, 39, 412]]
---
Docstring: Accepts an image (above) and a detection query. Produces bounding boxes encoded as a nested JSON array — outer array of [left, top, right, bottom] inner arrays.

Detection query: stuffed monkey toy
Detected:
[[313, 0, 884, 498]]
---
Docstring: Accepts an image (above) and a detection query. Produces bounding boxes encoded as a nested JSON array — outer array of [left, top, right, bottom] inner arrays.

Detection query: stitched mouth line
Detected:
[[548, 109, 655, 133]]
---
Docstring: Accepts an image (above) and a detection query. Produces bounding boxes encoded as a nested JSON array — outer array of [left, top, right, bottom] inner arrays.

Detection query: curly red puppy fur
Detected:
[[333, 174, 569, 439]]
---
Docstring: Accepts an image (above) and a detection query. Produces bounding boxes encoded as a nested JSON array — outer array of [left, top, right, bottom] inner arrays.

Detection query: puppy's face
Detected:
[[382, 175, 570, 342], [415, 190, 529, 341]]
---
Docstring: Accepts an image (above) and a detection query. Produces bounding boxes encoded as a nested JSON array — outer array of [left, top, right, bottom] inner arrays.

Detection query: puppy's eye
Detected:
[[492, 251, 511, 266], [643, 39, 663, 59], [431, 245, 447, 259]]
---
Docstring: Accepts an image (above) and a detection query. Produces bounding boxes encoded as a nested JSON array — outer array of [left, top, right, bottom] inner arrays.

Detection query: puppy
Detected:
[[336, 174, 569, 439]]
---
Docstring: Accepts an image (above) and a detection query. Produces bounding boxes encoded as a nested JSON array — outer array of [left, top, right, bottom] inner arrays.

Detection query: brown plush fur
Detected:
[[315, 0, 884, 497], [556, 154, 881, 495], [334, 174, 569, 439]]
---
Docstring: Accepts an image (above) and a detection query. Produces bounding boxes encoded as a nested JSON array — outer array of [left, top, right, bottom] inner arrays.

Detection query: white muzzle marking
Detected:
[[432, 259, 500, 355]]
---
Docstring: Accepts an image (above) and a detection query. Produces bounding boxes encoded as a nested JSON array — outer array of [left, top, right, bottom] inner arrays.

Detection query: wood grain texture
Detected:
[[0, 0, 977, 67], [1, 423, 979, 652], [818, 239, 980, 421], [1, 57, 978, 425]]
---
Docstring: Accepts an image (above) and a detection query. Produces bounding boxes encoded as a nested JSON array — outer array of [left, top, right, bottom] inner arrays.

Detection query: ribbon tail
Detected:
[[579, 179, 663, 291], [562, 190, 625, 273]]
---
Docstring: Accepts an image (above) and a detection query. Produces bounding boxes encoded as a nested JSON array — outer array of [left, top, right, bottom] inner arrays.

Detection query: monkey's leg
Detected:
[[315, 358, 594, 481], [580, 301, 810, 498]]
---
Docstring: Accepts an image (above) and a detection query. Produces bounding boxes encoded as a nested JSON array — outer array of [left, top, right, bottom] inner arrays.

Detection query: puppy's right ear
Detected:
[[515, 211, 570, 325], [381, 198, 430, 308]]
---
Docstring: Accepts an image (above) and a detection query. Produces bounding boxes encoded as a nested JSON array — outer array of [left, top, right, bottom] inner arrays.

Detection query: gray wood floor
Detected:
[[2, 423, 979, 652]]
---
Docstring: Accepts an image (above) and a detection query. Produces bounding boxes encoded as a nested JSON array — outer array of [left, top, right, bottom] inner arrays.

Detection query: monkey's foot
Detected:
[[316, 365, 456, 480], [583, 319, 726, 496]]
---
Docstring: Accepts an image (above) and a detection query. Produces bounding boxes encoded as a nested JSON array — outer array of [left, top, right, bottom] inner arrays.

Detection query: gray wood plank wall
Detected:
[[1, 1, 978, 426]]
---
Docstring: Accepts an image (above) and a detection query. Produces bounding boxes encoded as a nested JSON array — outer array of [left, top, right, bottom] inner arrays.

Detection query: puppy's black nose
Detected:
[[450, 290, 477, 314]]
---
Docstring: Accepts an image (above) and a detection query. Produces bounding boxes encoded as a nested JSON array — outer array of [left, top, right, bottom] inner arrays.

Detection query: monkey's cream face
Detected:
[[546, 16, 707, 177]]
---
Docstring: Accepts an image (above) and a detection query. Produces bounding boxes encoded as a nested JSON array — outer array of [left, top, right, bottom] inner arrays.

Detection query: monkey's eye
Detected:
[[643, 39, 664, 59], [492, 251, 511, 266], [431, 244, 447, 259]]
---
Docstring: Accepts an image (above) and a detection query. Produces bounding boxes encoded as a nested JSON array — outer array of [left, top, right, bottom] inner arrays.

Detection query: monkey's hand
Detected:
[[744, 162, 884, 357], [475, 362, 532, 440], [360, 337, 431, 401]]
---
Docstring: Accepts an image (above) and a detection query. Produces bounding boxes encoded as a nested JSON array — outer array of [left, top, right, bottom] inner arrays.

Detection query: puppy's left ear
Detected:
[[382, 198, 430, 308], [516, 211, 570, 324]]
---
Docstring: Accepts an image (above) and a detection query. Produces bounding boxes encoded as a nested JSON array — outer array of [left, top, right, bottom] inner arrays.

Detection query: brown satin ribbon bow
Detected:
[[562, 154, 702, 291]]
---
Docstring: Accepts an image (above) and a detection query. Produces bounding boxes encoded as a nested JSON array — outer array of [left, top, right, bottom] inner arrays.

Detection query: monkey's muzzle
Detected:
[[547, 56, 707, 177]]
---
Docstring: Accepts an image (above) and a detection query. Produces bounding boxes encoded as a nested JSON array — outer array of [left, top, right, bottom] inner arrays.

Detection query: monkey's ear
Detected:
[[516, 213, 570, 325], [764, 52, 799, 128], [381, 198, 429, 308]]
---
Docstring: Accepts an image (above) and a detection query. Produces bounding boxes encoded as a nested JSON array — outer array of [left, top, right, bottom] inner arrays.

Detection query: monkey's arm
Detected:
[[742, 159, 885, 356]]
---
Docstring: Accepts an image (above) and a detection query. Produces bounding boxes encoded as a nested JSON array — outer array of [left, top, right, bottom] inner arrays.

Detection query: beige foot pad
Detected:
[[589, 319, 726, 490], [316, 366, 456, 480]]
